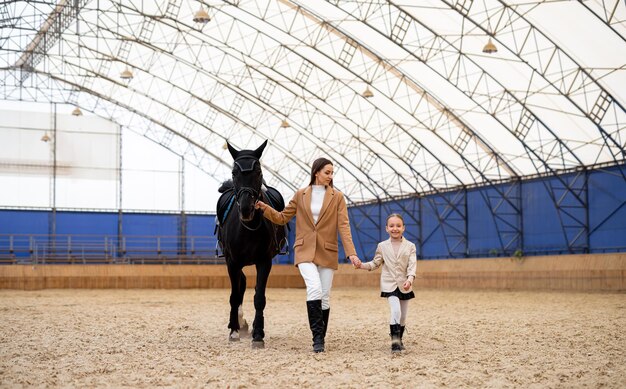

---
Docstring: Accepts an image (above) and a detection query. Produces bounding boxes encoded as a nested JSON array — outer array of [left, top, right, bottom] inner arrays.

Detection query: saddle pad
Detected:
[[216, 188, 235, 225], [263, 186, 285, 211]]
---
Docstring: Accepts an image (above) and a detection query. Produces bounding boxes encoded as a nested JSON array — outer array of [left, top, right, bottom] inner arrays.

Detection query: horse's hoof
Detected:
[[229, 331, 240, 342], [251, 340, 265, 349]]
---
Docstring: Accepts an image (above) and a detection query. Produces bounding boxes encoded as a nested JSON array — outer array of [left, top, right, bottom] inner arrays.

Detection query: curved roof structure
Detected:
[[2, 0, 625, 204]]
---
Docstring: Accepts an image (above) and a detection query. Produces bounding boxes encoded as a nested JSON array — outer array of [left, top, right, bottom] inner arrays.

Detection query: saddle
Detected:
[[216, 181, 235, 226], [263, 185, 285, 213], [216, 180, 286, 225], [215, 180, 289, 256]]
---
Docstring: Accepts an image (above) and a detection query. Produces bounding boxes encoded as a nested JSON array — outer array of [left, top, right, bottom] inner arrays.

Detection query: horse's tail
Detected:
[[219, 179, 234, 193]]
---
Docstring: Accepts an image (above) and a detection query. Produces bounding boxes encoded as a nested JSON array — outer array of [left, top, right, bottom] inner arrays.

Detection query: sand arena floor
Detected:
[[0, 288, 624, 388]]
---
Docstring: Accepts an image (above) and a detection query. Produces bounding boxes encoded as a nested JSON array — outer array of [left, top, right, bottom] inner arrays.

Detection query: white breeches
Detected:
[[298, 262, 334, 310], [388, 296, 409, 325]]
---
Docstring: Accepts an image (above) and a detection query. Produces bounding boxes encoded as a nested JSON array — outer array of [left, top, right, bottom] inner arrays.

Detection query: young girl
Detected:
[[356, 213, 417, 352]]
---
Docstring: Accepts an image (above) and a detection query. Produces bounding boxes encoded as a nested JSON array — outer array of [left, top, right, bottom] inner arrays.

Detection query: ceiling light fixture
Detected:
[[120, 67, 134, 80], [483, 37, 497, 54], [280, 119, 290, 128], [362, 86, 374, 98], [41, 132, 51, 142], [193, 7, 211, 23], [71, 106, 83, 116]]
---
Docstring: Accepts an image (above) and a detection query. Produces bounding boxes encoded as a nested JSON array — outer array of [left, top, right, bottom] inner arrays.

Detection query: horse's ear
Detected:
[[227, 142, 239, 160], [252, 140, 268, 159]]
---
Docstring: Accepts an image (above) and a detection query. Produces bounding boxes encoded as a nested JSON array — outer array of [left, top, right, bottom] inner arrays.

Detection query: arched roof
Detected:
[[2, 0, 625, 204]]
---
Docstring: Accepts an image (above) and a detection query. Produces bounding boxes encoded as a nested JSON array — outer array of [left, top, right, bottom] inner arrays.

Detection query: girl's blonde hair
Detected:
[[386, 213, 404, 225]]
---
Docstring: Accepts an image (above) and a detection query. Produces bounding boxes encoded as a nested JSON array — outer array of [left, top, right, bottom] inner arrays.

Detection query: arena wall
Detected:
[[1, 252, 623, 291]]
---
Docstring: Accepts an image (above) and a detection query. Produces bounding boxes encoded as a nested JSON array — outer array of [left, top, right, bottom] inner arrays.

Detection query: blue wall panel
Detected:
[[122, 213, 179, 256], [0, 210, 49, 235], [1, 164, 625, 262], [122, 213, 179, 236], [186, 214, 217, 256], [186, 214, 214, 237], [468, 187, 501, 256], [0, 210, 49, 259], [554, 172, 588, 251], [522, 179, 568, 254], [56, 211, 118, 236], [589, 165, 626, 252], [421, 195, 448, 259], [55, 212, 119, 257], [421, 191, 467, 259]]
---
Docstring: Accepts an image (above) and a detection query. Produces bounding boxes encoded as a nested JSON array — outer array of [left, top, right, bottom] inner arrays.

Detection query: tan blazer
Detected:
[[262, 186, 357, 270], [362, 237, 417, 293]]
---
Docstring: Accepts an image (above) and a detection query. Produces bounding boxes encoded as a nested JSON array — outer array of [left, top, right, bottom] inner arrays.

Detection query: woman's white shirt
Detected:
[[311, 185, 325, 224]]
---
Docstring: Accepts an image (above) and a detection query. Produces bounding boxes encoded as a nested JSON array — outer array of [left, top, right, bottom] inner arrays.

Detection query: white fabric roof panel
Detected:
[[1, 0, 624, 204]]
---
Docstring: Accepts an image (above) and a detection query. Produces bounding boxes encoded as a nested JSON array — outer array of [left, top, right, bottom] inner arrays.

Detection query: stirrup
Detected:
[[215, 241, 224, 258], [278, 236, 289, 256]]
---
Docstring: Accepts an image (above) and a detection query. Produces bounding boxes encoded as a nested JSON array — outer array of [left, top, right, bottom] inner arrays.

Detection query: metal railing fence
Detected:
[[0, 234, 223, 264]]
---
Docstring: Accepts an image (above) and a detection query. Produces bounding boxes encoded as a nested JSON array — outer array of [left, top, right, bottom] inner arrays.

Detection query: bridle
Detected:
[[235, 186, 260, 204], [233, 155, 262, 204], [233, 155, 263, 231]]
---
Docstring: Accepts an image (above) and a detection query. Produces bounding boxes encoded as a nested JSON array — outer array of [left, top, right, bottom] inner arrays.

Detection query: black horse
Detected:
[[216, 140, 286, 348]]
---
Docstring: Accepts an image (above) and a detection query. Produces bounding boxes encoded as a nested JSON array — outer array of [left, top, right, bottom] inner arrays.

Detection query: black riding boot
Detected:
[[306, 300, 325, 353], [399, 325, 406, 350], [390, 324, 402, 353], [322, 308, 330, 339]]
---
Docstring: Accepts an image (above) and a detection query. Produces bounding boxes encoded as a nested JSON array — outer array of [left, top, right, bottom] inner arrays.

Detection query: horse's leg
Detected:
[[251, 259, 272, 348], [237, 271, 249, 336], [227, 263, 244, 341]]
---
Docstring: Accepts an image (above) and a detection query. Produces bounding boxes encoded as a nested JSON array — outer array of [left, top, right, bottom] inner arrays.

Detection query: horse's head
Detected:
[[227, 140, 267, 222]]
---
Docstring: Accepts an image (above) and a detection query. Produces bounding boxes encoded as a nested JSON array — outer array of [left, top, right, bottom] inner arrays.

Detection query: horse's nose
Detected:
[[239, 206, 255, 221]]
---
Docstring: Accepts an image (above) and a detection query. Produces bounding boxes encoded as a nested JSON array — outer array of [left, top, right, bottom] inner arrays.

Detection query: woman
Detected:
[[255, 157, 361, 353]]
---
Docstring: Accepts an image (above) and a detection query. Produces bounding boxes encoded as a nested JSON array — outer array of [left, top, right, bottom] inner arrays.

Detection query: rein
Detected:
[[240, 212, 263, 231], [235, 186, 260, 204]]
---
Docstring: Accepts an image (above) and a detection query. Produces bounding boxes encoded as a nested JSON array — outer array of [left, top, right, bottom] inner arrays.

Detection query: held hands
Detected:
[[348, 255, 362, 269]]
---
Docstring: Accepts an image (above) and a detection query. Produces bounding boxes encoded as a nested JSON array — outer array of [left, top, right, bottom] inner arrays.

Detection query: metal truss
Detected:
[[324, 0, 584, 171], [347, 162, 626, 260], [15, 0, 91, 84], [542, 169, 589, 253], [579, 0, 626, 42], [1, 0, 624, 220], [477, 181, 522, 255], [317, 0, 622, 255], [436, 0, 626, 161]]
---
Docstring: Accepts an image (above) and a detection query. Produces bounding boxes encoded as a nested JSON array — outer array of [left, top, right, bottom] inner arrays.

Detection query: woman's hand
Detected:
[[255, 200, 267, 211], [348, 255, 361, 269], [402, 278, 413, 290]]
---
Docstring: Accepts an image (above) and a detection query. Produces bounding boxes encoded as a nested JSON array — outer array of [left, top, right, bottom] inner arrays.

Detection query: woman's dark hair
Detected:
[[309, 157, 334, 187]]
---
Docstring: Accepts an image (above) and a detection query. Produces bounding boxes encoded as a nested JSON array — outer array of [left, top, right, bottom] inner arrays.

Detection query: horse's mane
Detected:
[[218, 180, 234, 193]]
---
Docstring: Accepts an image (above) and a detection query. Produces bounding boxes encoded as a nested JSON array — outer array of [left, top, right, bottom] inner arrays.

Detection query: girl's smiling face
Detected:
[[386, 216, 405, 241]]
